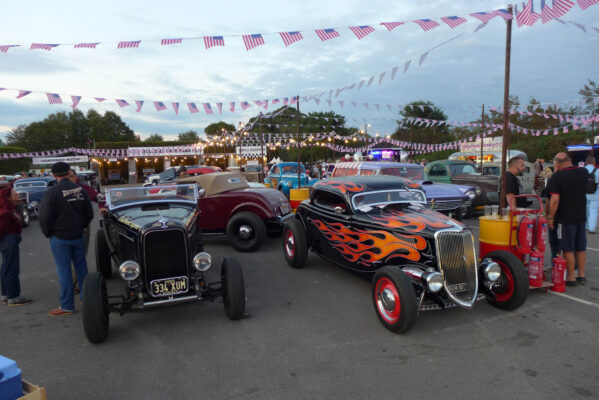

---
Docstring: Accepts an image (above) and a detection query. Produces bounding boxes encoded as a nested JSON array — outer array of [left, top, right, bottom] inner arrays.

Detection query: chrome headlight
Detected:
[[119, 261, 140, 281], [424, 271, 444, 293], [279, 202, 291, 215], [475, 186, 482, 196], [467, 191, 476, 200], [286, 181, 293, 187], [484, 262, 501, 282], [193, 252, 212, 272]]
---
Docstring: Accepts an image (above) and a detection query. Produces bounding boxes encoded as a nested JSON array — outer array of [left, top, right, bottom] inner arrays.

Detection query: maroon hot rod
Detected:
[[178, 172, 292, 252]]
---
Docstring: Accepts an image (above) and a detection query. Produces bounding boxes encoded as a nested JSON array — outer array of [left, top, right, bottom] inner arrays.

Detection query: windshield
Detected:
[[379, 167, 424, 180], [107, 184, 198, 210], [352, 189, 426, 209], [449, 164, 478, 175], [280, 165, 305, 174], [14, 181, 47, 189], [482, 166, 501, 176]]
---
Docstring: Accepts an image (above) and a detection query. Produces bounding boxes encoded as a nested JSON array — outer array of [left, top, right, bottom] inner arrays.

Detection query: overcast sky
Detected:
[[0, 1, 597, 142]]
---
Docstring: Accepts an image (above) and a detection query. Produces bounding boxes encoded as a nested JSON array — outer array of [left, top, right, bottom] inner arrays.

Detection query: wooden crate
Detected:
[[18, 380, 47, 400]]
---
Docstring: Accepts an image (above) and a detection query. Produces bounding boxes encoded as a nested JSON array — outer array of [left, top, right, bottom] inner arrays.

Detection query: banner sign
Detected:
[[237, 146, 264, 157], [459, 137, 503, 152], [128, 145, 201, 157], [32, 155, 89, 165]]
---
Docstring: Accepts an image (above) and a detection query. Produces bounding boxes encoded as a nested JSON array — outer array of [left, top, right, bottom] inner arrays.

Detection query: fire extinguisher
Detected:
[[528, 250, 544, 287], [551, 256, 566, 292], [517, 214, 535, 254], [535, 214, 547, 252]]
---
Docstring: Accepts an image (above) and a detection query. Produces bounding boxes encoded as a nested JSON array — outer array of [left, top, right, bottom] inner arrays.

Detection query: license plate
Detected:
[[149, 276, 189, 297]]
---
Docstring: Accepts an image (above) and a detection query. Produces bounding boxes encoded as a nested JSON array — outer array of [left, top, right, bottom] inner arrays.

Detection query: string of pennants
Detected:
[[1, 2, 596, 55], [0, 145, 203, 161], [401, 113, 599, 128]]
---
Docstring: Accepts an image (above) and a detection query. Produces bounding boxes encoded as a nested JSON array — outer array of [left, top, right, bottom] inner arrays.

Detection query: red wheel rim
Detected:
[[284, 229, 295, 258], [374, 277, 401, 323], [493, 261, 514, 302]]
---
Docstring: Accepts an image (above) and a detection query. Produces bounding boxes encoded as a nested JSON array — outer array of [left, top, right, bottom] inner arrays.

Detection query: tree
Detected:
[[178, 130, 200, 142], [392, 100, 451, 145], [204, 122, 235, 137], [579, 79, 599, 115], [144, 134, 164, 142]]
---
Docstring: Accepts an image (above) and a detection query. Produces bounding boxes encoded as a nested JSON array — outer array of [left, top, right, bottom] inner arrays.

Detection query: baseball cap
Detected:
[[51, 162, 70, 176]]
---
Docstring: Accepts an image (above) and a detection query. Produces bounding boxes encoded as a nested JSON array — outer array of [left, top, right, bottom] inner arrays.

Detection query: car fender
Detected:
[[229, 201, 272, 221]]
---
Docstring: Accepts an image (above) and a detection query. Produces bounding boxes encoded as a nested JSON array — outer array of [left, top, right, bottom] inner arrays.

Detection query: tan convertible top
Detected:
[[177, 172, 249, 195]]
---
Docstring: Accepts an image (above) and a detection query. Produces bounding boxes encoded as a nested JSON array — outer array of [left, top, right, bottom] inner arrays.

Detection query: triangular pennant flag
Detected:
[[378, 72, 386, 85], [135, 100, 144, 112], [403, 60, 411, 74], [71, 95, 81, 109], [16, 90, 32, 99], [229, 102, 235, 112], [391, 66, 399, 80], [366, 76, 375, 87], [358, 80, 365, 90], [216, 103, 223, 114], [172, 102, 179, 115]]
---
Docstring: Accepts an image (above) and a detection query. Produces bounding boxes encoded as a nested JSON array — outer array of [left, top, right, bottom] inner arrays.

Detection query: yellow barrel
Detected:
[[479, 215, 518, 256], [289, 188, 310, 212], [263, 182, 271, 188]]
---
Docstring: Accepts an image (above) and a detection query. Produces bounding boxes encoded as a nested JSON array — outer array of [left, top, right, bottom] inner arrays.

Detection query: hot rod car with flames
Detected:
[[282, 176, 528, 333], [83, 184, 245, 343]]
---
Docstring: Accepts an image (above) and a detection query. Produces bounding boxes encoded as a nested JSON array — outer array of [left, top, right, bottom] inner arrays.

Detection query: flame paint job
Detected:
[[311, 219, 428, 266], [314, 180, 366, 194], [367, 206, 453, 232]]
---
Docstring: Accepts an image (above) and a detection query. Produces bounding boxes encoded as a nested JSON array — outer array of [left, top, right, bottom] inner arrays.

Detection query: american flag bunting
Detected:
[[315, 28, 340, 41], [203, 103, 213, 114], [154, 101, 167, 111], [229, 102, 235, 112], [0, 45, 20, 53], [187, 102, 200, 113], [241, 101, 250, 110], [242, 34, 265, 51], [390, 66, 399, 80], [279, 31, 303, 46], [419, 51, 429, 66], [403, 60, 411, 74], [31, 43, 59, 51], [161, 38, 182, 45], [440, 16, 467, 28], [117, 41, 141, 49], [541, 0, 556, 23], [577, 0, 599, 10], [216, 103, 223, 114], [172, 102, 179, 115], [380, 22, 404, 31], [71, 95, 81, 108], [349, 25, 375, 39], [413, 19, 440, 31], [494, 9, 514, 20], [552, 0, 575, 17], [469, 11, 497, 23], [116, 99, 130, 107], [16, 90, 31, 99], [74, 43, 99, 49], [204, 36, 225, 49], [94, 97, 106, 102], [135, 100, 144, 112], [46, 93, 62, 104]]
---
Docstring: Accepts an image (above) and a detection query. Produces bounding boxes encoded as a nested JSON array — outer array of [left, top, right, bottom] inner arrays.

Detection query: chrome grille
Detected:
[[428, 199, 465, 211], [434, 229, 478, 308]]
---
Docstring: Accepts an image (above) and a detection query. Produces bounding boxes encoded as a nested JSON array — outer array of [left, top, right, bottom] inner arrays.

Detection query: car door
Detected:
[[268, 166, 281, 188], [427, 164, 450, 183], [303, 190, 353, 268]]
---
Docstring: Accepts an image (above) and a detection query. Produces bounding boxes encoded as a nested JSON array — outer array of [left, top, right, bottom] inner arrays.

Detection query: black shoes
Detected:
[[576, 277, 586, 285], [7, 296, 32, 306]]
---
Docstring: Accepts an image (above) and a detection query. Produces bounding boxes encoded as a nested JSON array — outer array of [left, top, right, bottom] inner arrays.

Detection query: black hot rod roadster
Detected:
[[83, 184, 245, 343], [282, 176, 528, 333]]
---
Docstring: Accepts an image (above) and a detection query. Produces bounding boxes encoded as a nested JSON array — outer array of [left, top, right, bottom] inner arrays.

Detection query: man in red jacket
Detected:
[[0, 186, 31, 306]]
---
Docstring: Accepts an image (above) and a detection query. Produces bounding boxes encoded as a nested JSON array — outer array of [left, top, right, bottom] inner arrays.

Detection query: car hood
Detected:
[[354, 203, 464, 237], [112, 204, 197, 231], [416, 181, 475, 198]]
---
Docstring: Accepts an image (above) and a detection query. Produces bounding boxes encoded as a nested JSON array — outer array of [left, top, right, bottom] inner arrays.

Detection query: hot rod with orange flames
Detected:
[[282, 176, 528, 333]]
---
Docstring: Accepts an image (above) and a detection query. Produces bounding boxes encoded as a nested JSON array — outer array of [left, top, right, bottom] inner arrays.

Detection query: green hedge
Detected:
[[0, 146, 31, 174]]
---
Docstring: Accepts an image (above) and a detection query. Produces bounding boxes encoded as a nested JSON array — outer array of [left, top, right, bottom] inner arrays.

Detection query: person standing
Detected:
[[546, 153, 588, 286], [505, 156, 527, 208], [0, 187, 31, 306], [39, 162, 93, 316], [584, 156, 599, 234]]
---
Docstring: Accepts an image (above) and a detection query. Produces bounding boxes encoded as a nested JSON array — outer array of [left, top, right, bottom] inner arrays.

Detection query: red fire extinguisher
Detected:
[[528, 250, 544, 287], [535, 215, 547, 252], [551, 256, 566, 292], [517, 215, 535, 254]]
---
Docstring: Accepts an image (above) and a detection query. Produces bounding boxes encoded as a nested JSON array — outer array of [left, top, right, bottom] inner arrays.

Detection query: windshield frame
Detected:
[[351, 188, 427, 210], [106, 184, 198, 210], [14, 181, 47, 189]]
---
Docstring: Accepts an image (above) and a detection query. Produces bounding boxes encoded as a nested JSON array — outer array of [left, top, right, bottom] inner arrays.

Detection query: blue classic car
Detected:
[[331, 162, 478, 219], [13, 176, 57, 218], [265, 162, 318, 197]]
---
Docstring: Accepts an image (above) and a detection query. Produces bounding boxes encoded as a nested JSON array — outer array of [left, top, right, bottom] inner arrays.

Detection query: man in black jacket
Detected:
[[39, 162, 93, 316]]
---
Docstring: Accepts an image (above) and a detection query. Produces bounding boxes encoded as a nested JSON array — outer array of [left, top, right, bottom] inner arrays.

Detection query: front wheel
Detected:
[[372, 266, 417, 333], [221, 258, 245, 320], [20, 205, 30, 227], [226, 212, 266, 252], [82, 272, 110, 344], [282, 218, 308, 268], [485, 250, 528, 310]]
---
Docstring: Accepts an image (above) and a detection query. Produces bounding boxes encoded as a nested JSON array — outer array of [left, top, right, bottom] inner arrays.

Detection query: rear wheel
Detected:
[[95, 228, 112, 278], [82, 272, 110, 344], [221, 258, 245, 320], [372, 266, 417, 333], [282, 218, 308, 268], [19, 204, 29, 227], [226, 212, 266, 252], [485, 250, 528, 310]]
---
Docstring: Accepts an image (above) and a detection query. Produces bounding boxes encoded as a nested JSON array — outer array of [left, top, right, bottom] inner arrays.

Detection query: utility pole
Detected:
[[259, 112, 264, 174], [499, 5, 512, 213], [409, 126, 413, 163], [296, 96, 301, 189], [480, 104, 485, 172]]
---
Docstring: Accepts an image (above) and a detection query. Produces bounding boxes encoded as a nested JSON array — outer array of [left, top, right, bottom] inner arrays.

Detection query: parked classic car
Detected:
[[282, 176, 528, 333], [13, 177, 57, 222], [332, 161, 477, 219], [264, 162, 318, 197], [424, 160, 500, 207], [178, 172, 292, 252], [144, 166, 183, 185], [482, 161, 535, 194], [84, 184, 246, 343]]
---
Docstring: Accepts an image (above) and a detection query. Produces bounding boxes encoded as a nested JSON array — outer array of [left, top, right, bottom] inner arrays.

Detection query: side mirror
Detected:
[[333, 206, 344, 214]]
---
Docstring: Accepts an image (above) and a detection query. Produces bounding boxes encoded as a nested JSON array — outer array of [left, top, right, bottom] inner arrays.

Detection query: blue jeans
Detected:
[[50, 237, 88, 311], [586, 197, 599, 232], [0, 234, 21, 299]]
